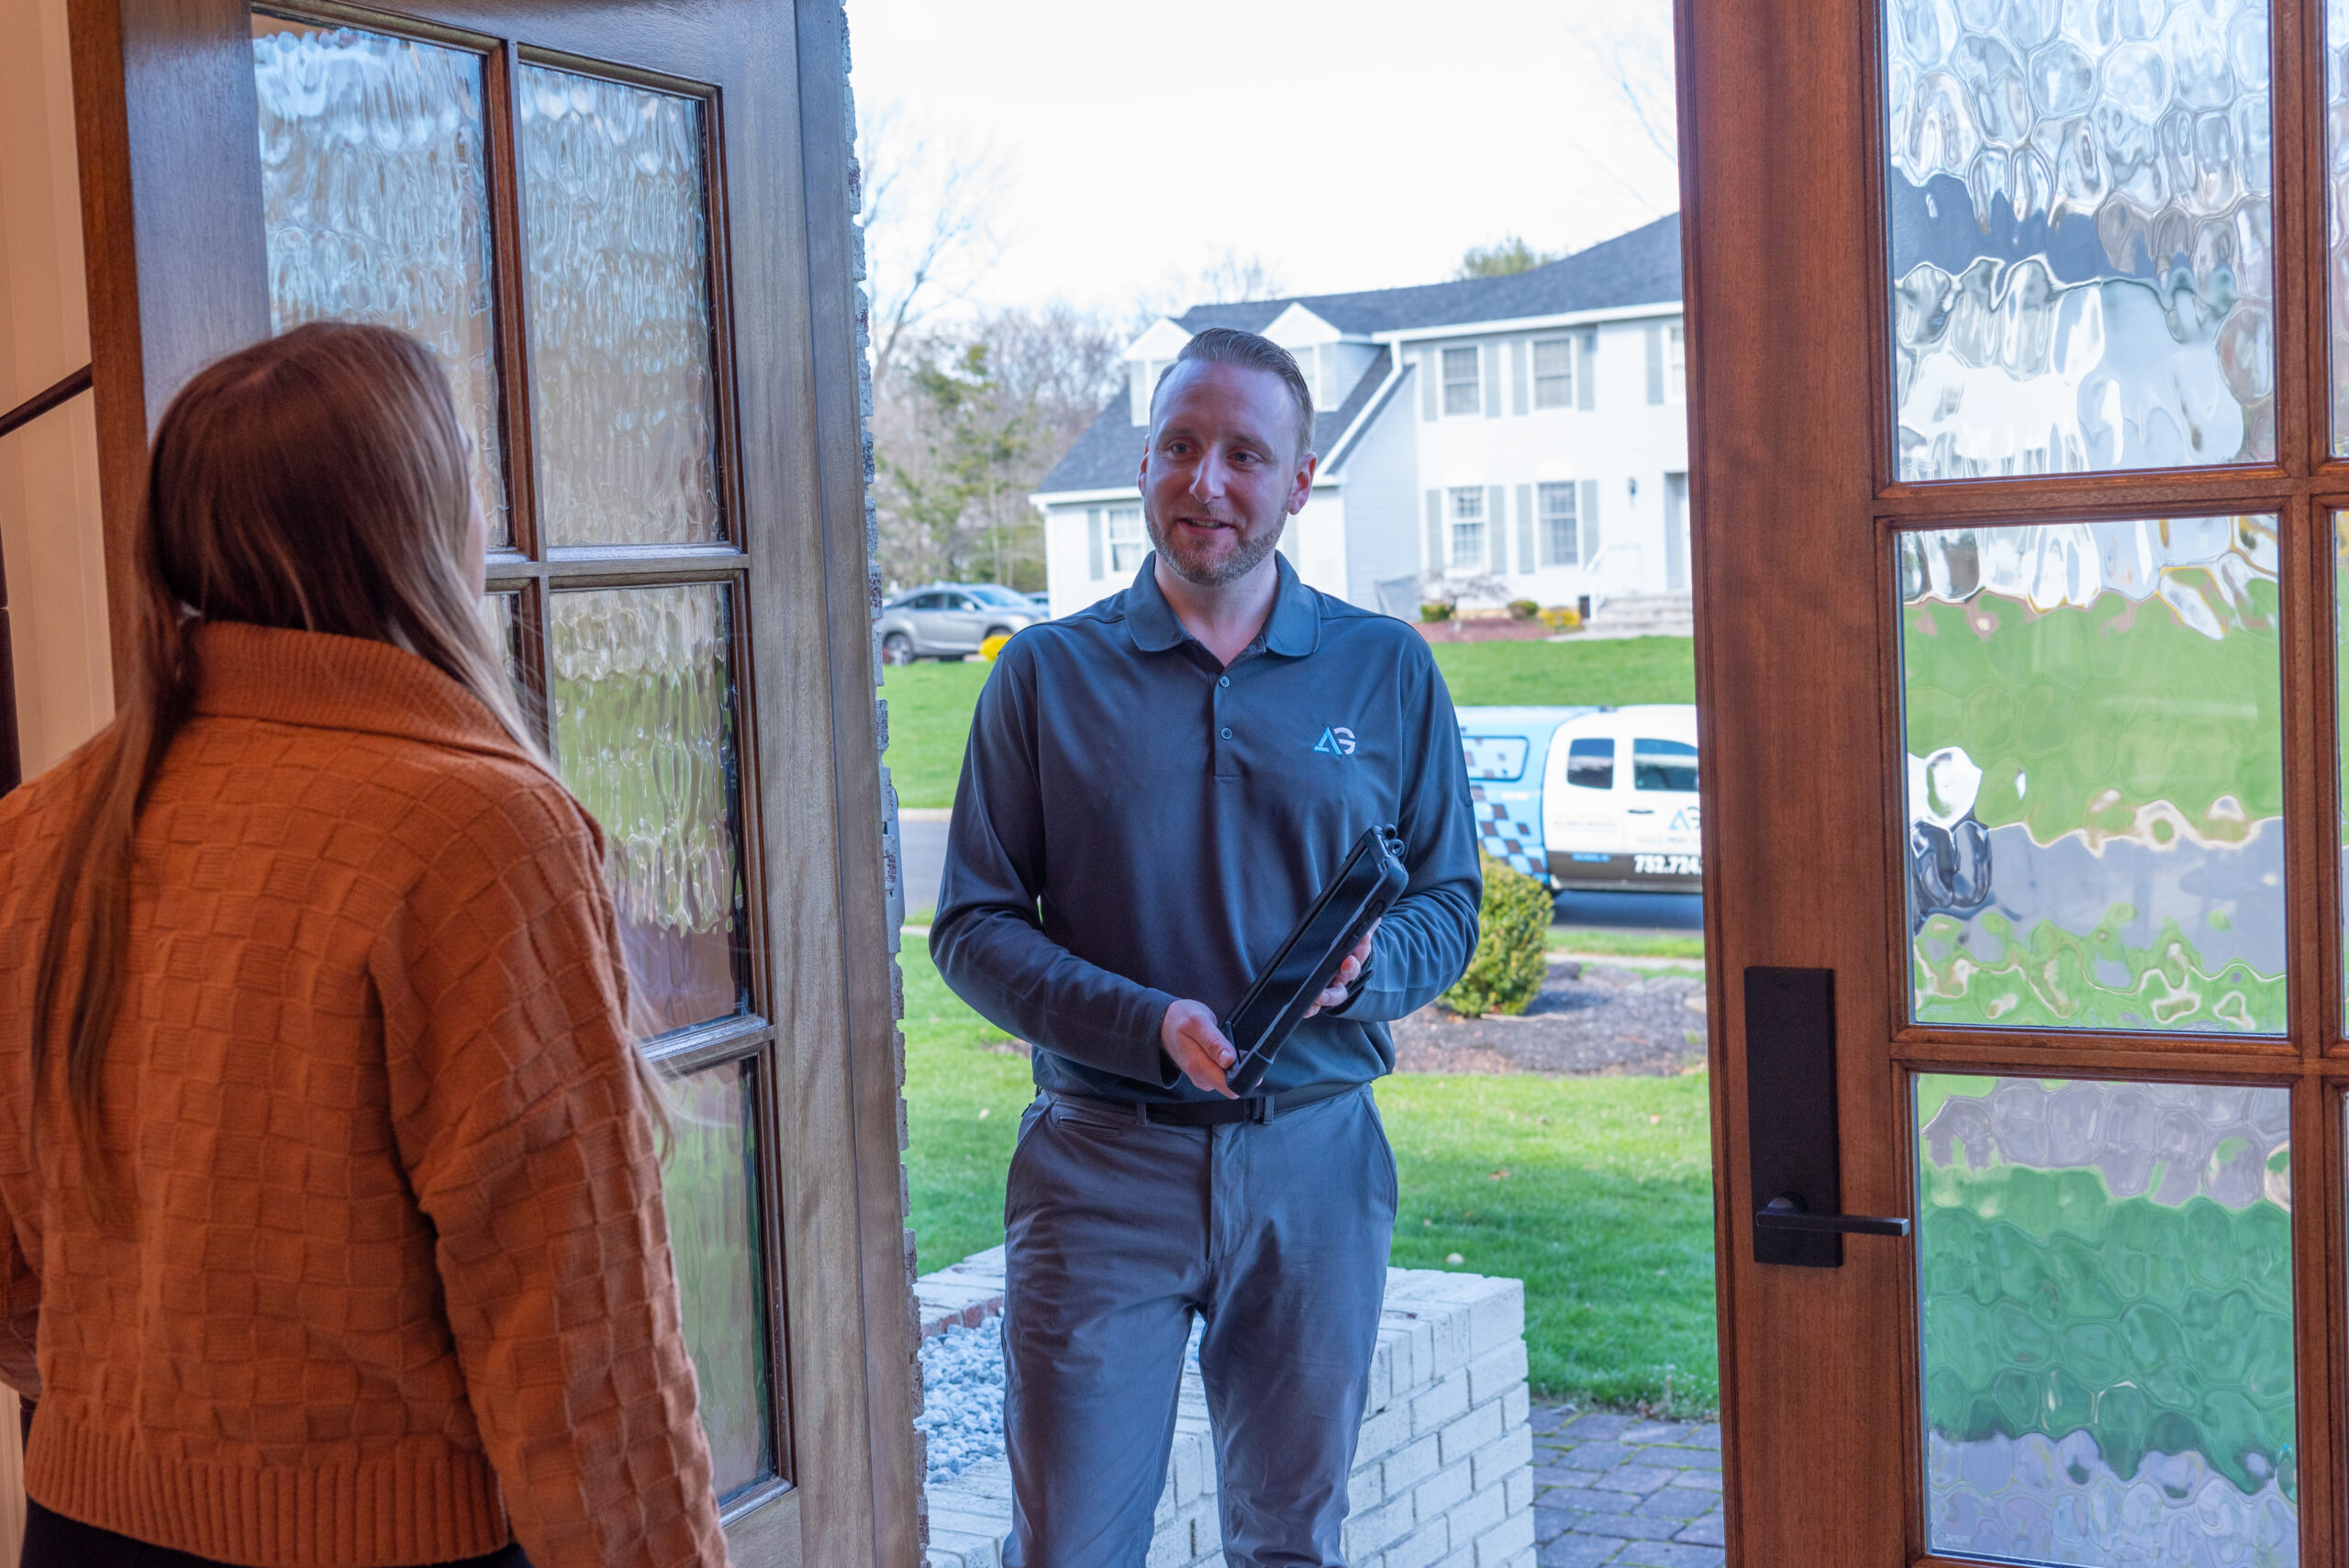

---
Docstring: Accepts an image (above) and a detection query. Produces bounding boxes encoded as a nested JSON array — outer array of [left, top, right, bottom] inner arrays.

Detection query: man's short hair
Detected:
[[1151, 328, 1316, 460]]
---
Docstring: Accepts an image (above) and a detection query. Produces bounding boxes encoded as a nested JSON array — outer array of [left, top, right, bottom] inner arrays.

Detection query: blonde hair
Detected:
[[32, 322, 656, 1218]]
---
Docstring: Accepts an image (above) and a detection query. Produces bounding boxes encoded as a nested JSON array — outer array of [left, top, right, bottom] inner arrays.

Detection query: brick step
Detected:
[[917, 1255, 1537, 1568]]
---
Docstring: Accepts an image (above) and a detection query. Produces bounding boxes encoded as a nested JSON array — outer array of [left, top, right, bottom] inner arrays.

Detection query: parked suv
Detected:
[[876, 583, 1046, 663]]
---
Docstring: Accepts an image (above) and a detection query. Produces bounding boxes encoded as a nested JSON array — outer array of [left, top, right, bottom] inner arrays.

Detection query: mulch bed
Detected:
[[1393, 961, 1708, 1076], [985, 962, 1708, 1079], [1411, 618, 1557, 643]]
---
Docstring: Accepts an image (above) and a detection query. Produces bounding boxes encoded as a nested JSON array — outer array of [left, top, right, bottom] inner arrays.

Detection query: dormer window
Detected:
[[1272, 343, 1326, 406], [1277, 342, 1334, 408], [1130, 358, 1176, 426]]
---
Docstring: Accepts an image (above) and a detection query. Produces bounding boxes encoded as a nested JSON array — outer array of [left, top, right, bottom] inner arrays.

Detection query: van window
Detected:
[[1461, 735, 1530, 781], [1634, 738, 1698, 792], [1566, 737, 1614, 789]]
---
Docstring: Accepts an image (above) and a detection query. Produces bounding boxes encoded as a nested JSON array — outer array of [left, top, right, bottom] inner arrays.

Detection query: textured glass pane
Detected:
[[518, 66, 722, 546], [551, 584, 745, 1033], [664, 1057, 774, 1500], [1899, 518, 2284, 1032], [481, 591, 521, 688], [2329, 0, 2349, 450], [251, 17, 508, 542], [2340, 518, 2349, 1022], [1917, 1076, 2295, 1566], [1886, 0, 2275, 479]]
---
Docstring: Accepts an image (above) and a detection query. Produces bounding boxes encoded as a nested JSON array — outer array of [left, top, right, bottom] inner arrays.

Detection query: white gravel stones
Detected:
[[918, 1319, 1006, 1484], [916, 1315, 1208, 1485]]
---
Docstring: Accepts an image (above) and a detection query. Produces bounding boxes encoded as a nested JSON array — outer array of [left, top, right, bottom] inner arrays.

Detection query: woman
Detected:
[[0, 324, 727, 1566]]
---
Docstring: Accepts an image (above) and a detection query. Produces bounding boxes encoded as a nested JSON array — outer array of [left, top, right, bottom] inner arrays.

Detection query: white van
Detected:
[[1455, 704, 1702, 894], [1540, 706, 1701, 892]]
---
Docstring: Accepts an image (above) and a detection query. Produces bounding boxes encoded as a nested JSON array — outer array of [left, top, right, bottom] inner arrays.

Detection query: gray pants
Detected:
[[1000, 1085, 1398, 1568]]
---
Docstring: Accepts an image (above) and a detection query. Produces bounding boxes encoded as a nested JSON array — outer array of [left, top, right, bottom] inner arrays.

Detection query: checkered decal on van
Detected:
[[1470, 785, 1546, 883]]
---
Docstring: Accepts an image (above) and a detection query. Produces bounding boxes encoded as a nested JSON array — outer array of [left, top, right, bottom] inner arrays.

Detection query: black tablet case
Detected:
[[1222, 825, 1409, 1095]]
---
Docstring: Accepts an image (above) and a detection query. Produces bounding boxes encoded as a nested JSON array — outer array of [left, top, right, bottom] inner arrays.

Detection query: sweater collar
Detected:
[[190, 621, 532, 763], [1123, 551, 1320, 658]]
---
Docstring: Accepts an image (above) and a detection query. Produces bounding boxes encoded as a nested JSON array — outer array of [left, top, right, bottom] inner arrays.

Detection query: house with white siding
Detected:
[[1030, 215, 1687, 621]]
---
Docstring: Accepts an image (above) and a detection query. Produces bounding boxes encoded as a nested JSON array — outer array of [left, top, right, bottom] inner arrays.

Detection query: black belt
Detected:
[[1054, 1080, 1359, 1127]]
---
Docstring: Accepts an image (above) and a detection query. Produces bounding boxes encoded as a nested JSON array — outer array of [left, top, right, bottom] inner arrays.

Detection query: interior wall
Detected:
[[0, 0, 113, 780]]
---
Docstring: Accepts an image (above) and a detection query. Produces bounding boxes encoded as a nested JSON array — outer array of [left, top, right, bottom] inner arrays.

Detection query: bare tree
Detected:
[[858, 101, 1011, 388], [869, 305, 1127, 593], [1189, 249, 1291, 305], [981, 304, 1127, 450], [1568, 10, 1678, 172], [1128, 248, 1293, 331]]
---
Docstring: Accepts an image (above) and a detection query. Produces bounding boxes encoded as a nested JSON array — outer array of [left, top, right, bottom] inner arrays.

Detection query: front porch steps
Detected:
[[1582, 592, 1693, 639]]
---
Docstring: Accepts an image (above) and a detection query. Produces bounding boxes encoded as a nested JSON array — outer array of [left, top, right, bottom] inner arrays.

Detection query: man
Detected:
[[932, 327, 1480, 1567]]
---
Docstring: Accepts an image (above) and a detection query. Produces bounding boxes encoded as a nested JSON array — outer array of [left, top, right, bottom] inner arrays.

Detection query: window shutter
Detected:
[[1425, 488, 1443, 569], [1645, 323, 1664, 405], [1577, 330, 1597, 410], [1419, 351, 1438, 421], [1482, 343, 1501, 418], [1581, 479, 1600, 557], [1510, 339, 1529, 416], [1516, 484, 1535, 570], [1087, 508, 1104, 580], [1487, 485, 1508, 571]]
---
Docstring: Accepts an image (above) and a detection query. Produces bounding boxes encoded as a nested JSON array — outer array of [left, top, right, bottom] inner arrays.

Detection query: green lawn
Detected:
[[881, 661, 992, 811], [900, 937, 1719, 1414], [882, 636, 1696, 810], [1549, 928, 1705, 960], [1430, 636, 1696, 708]]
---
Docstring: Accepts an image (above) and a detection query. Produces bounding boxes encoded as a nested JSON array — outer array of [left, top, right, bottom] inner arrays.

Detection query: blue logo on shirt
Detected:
[[1313, 727, 1357, 756]]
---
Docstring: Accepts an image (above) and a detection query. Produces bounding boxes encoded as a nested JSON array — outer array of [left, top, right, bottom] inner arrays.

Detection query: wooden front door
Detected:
[[68, 0, 915, 1561], [1686, 0, 2343, 1561]]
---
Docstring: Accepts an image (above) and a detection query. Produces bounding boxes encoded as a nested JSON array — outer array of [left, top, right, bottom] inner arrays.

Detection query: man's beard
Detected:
[[1145, 507, 1284, 587]]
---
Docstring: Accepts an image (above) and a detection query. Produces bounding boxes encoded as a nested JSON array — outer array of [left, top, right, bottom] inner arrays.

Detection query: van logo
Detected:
[[1314, 726, 1357, 756]]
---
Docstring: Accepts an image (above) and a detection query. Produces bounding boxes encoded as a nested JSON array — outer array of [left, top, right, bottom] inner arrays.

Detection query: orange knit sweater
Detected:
[[0, 624, 728, 1567]]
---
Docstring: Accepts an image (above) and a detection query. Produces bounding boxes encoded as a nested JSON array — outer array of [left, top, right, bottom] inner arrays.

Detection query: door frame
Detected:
[[63, 1, 918, 1561]]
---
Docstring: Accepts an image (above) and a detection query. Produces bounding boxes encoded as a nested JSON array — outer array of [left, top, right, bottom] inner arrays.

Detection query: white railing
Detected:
[[1585, 543, 1644, 618]]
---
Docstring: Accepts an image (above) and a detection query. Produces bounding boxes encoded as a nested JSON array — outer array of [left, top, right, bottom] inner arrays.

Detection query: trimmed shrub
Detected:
[[1538, 606, 1583, 632], [1419, 602, 1454, 622], [1441, 852, 1553, 1017], [1507, 598, 1541, 620]]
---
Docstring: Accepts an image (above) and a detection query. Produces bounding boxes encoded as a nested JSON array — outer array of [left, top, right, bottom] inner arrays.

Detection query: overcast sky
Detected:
[[842, 0, 1681, 323]]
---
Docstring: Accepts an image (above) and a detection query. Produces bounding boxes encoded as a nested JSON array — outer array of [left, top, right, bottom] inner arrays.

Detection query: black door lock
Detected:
[[1743, 967, 1911, 1267]]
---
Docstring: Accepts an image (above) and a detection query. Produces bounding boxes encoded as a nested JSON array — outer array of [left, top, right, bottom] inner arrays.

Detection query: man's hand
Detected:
[[1303, 920, 1380, 1018], [1161, 1000, 1238, 1098]]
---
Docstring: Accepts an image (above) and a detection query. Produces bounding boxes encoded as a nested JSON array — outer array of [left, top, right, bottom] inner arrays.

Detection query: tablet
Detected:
[[1223, 825, 1409, 1095]]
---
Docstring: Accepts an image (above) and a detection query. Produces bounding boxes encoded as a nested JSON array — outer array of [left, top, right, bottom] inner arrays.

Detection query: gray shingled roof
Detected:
[[1174, 213, 1681, 336], [1036, 216, 1680, 495], [1038, 347, 1393, 495]]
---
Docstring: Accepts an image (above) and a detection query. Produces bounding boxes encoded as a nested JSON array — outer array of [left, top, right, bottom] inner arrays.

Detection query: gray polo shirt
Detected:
[[930, 553, 1481, 1102]]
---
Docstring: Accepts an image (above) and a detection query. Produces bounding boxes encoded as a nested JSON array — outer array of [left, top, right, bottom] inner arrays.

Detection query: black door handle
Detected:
[[1753, 1195, 1909, 1238]]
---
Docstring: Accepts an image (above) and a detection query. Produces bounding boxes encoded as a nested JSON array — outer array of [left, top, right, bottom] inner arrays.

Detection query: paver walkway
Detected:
[[1531, 1402, 1725, 1567]]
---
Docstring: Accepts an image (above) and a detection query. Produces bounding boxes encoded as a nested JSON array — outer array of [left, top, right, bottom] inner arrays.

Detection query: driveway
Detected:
[[899, 810, 952, 919]]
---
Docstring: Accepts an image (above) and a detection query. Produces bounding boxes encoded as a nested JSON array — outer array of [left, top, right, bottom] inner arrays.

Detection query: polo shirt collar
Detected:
[[1123, 551, 1321, 658]]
